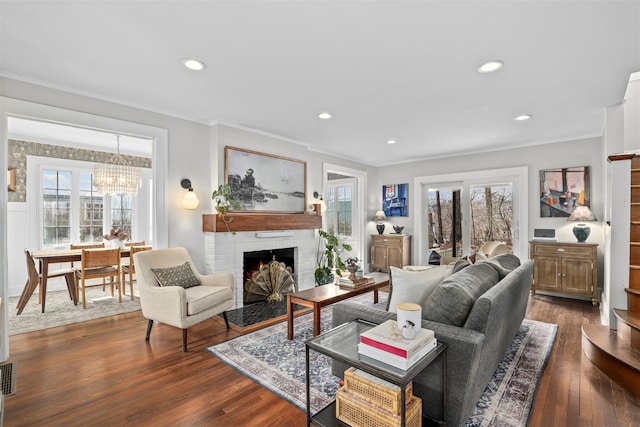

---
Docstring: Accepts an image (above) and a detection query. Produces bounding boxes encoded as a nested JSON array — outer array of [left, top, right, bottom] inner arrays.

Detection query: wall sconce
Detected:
[[374, 210, 386, 234], [7, 168, 16, 192], [312, 191, 327, 214], [180, 179, 199, 210]]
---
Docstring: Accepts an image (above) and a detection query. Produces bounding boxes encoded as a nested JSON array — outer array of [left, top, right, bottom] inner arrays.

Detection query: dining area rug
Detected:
[[208, 297, 557, 426], [8, 287, 141, 335]]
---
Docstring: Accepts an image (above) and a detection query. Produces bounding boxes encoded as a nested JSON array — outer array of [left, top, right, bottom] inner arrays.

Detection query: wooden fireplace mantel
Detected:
[[202, 213, 322, 233]]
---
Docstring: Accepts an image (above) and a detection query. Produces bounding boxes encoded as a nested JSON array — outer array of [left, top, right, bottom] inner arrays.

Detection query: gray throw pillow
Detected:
[[452, 258, 470, 273], [151, 262, 200, 288], [478, 253, 521, 279], [422, 263, 499, 326]]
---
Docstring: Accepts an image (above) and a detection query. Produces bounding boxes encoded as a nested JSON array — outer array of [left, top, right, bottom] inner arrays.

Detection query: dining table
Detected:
[[16, 247, 131, 315]]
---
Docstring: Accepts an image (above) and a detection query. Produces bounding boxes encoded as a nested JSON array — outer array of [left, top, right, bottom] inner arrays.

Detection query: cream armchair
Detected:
[[134, 247, 234, 352], [478, 241, 511, 258]]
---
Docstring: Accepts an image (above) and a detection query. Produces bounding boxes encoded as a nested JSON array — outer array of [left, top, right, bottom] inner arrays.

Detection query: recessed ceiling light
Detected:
[[514, 115, 532, 121], [318, 112, 332, 120], [477, 60, 504, 73], [386, 140, 397, 145], [181, 58, 206, 71]]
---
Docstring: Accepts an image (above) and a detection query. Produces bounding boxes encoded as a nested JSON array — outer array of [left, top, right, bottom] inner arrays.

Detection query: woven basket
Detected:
[[336, 387, 422, 427], [343, 367, 413, 414]]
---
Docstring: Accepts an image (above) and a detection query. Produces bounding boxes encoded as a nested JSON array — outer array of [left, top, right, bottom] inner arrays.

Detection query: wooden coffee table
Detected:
[[286, 272, 389, 340]]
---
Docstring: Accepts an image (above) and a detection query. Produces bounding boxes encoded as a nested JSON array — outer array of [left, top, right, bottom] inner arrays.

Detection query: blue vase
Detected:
[[572, 223, 590, 242], [315, 273, 334, 286]]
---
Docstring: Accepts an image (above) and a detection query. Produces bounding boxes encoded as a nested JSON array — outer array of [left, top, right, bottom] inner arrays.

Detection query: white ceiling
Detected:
[[1, 1, 639, 166]]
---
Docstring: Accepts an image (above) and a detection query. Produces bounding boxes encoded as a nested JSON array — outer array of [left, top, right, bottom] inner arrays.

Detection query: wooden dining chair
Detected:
[[121, 245, 152, 300], [74, 248, 122, 309], [121, 241, 146, 290], [70, 242, 107, 289], [17, 249, 77, 314]]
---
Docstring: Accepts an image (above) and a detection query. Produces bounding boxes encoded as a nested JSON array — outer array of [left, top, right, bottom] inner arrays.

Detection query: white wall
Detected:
[[373, 137, 605, 290], [1, 77, 207, 266], [211, 124, 377, 265]]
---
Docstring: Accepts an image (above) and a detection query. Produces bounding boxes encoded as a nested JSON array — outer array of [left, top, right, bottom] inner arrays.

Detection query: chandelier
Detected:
[[94, 135, 142, 196]]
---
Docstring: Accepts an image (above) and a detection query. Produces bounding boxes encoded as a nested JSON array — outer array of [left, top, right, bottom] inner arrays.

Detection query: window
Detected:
[[427, 188, 462, 259], [417, 167, 526, 265], [42, 170, 72, 246], [41, 166, 137, 247], [325, 180, 354, 238], [79, 173, 104, 243], [469, 184, 513, 251], [111, 194, 133, 237]]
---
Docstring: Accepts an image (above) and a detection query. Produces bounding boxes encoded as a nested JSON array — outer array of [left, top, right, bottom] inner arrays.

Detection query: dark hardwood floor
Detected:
[[4, 294, 640, 426]]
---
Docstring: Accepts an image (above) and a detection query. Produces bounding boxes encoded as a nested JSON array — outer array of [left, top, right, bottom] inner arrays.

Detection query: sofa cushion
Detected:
[[478, 253, 521, 279], [422, 263, 500, 326], [151, 262, 200, 289], [387, 266, 446, 313]]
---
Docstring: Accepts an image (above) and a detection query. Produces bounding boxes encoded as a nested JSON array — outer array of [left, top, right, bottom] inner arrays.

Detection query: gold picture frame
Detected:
[[224, 146, 307, 213]]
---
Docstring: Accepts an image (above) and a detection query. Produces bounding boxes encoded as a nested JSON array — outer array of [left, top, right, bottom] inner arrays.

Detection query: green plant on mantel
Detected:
[[211, 184, 242, 234], [315, 229, 352, 285]]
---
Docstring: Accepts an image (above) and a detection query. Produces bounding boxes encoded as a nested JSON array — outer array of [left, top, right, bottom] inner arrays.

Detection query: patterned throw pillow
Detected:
[[151, 262, 200, 288]]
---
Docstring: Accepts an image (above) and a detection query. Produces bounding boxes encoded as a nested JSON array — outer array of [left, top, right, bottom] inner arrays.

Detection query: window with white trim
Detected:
[[41, 166, 137, 247]]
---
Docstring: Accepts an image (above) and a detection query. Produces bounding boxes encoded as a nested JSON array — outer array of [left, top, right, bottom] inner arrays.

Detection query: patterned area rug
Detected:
[[9, 287, 141, 335], [208, 293, 557, 426]]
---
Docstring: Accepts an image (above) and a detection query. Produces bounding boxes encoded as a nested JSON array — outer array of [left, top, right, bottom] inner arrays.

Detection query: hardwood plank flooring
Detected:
[[4, 294, 640, 426]]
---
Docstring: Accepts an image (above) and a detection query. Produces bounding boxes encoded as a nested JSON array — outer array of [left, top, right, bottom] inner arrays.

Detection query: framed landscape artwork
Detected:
[[382, 183, 409, 217], [539, 166, 591, 217], [224, 146, 307, 213]]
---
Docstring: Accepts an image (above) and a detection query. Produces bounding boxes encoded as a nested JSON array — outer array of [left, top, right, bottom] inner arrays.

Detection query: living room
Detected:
[[2, 1, 640, 426]]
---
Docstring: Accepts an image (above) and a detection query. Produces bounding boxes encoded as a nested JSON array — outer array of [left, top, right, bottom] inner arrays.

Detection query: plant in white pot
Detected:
[[211, 184, 242, 234]]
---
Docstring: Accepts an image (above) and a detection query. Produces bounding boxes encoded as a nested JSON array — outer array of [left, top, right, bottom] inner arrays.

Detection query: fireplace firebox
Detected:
[[243, 248, 296, 304]]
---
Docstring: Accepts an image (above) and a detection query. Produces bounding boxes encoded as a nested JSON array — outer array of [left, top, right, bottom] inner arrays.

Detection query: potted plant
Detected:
[[344, 256, 360, 281], [211, 184, 242, 234], [315, 230, 352, 285]]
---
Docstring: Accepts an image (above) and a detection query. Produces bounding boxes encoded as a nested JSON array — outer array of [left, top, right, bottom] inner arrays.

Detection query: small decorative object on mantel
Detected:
[[211, 184, 242, 234]]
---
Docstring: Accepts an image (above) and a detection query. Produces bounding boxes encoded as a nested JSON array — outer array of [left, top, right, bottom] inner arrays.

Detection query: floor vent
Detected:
[[0, 362, 17, 396]]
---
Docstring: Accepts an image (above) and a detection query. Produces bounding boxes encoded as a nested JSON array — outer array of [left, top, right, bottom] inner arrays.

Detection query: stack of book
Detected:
[[358, 319, 437, 370], [338, 275, 375, 288]]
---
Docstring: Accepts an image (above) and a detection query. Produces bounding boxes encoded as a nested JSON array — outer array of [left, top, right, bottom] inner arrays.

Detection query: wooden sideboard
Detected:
[[529, 240, 598, 306], [370, 234, 411, 272]]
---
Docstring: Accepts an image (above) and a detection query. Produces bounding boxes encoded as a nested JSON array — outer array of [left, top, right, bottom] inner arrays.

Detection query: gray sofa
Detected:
[[331, 255, 534, 427]]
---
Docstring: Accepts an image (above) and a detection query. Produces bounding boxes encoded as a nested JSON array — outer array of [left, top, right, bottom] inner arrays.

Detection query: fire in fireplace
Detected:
[[243, 248, 296, 304]]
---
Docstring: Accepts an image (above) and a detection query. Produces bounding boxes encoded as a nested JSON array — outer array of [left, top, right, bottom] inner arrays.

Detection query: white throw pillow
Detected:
[[387, 266, 447, 313]]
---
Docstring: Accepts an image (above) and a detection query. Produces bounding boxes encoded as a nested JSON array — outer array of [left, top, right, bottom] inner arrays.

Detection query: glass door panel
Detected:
[[469, 184, 513, 252], [427, 188, 462, 262]]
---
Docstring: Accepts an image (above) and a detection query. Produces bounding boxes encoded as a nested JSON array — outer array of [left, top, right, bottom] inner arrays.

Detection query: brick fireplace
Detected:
[[204, 228, 317, 309]]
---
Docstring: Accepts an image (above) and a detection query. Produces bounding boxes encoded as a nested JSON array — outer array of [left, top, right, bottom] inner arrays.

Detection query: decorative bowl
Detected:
[[393, 225, 405, 234]]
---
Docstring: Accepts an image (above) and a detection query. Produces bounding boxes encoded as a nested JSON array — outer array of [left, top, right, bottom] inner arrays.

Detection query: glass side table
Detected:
[[305, 319, 447, 427]]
